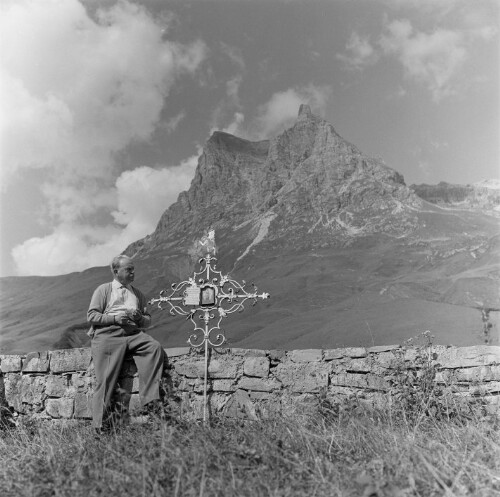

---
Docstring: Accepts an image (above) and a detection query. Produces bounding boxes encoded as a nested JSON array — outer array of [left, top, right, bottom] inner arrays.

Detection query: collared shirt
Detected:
[[104, 279, 139, 317], [87, 280, 151, 337]]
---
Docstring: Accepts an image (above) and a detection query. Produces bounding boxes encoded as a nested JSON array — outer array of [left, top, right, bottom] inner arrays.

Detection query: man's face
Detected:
[[115, 261, 135, 285]]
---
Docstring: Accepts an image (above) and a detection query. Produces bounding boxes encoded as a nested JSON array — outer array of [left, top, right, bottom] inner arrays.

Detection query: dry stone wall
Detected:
[[1, 345, 500, 422]]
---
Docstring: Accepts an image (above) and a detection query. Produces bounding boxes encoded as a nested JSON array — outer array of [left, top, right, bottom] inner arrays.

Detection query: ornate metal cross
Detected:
[[149, 230, 270, 422]]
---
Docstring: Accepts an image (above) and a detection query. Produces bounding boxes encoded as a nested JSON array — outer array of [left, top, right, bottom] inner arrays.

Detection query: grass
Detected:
[[0, 402, 499, 497]]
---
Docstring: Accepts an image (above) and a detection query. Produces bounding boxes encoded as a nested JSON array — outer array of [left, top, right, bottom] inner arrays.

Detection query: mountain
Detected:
[[1, 105, 499, 354], [411, 180, 500, 214]]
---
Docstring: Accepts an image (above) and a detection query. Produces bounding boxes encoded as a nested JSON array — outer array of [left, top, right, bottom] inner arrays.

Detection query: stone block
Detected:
[[367, 345, 401, 354], [288, 349, 322, 363], [177, 377, 195, 391], [46, 398, 74, 419], [174, 361, 204, 378], [5, 375, 46, 413], [50, 348, 91, 373], [468, 382, 500, 396], [274, 363, 329, 393], [22, 351, 50, 373], [4, 374, 22, 411], [343, 347, 368, 358], [327, 385, 358, 397], [71, 373, 93, 392], [344, 356, 391, 375], [344, 357, 374, 373], [237, 376, 281, 392], [192, 378, 206, 394], [435, 370, 453, 384], [222, 389, 257, 420], [453, 365, 500, 382], [324, 348, 367, 360], [211, 379, 237, 392], [324, 349, 344, 360], [249, 391, 272, 401], [0, 355, 23, 373], [175, 357, 240, 379], [46, 375, 71, 397], [165, 347, 191, 358], [74, 393, 92, 418], [428, 346, 500, 369], [128, 394, 142, 413], [20, 375, 46, 405], [331, 373, 389, 392], [268, 350, 287, 363], [244, 357, 269, 377], [371, 351, 401, 369], [230, 348, 267, 357]]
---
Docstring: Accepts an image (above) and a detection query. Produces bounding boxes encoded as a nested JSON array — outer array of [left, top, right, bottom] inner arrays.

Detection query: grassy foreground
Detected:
[[0, 402, 499, 497]]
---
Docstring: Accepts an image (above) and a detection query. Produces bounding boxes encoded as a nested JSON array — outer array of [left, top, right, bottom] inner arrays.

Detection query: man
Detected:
[[87, 254, 165, 431]]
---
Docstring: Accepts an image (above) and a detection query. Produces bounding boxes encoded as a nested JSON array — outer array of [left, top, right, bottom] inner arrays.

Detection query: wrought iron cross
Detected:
[[149, 229, 270, 422]]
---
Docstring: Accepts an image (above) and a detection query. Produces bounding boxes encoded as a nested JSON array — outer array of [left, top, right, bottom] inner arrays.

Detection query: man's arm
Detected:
[[87, 284, 116, 327]]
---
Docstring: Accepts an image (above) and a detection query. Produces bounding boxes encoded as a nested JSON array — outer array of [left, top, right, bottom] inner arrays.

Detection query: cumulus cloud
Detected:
[[221, 112, 245, 136], [1, 0, 206, 275], [337, 32, 379, 70], [1, 0, 205, 187], [209, 73, 245, 136], [207, 41, 247, 136], [111, 157, 198, 239], [250, 85, 332, 139], [211, 84, 332, 141], [12, 155, 198, 276], [380, 19, 467, 101], [162, 111, 187, 133]]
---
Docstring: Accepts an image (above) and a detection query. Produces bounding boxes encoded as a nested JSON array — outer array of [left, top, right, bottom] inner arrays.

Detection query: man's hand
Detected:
[[114, 312, 130, 326], [127, 308, 143, 323], [114, 309, 142, 326]]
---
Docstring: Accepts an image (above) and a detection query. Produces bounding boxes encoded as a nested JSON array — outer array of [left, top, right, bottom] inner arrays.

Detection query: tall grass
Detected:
[[1, 402, 499, 497], [2, 334, 499, 496]]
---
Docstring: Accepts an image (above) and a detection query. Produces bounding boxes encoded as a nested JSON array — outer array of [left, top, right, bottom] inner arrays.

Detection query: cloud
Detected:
[[337, 32, 379, 70], [112, 157, 197, 237], [1, 0, 206, 275], [220, 42, 246, 71], [1, 0, 205, 187], [221, 112, 245, 136], [12, 156, 198, 276], [380, 19, 467, 101], [161, 111, 187, 133], [209, 74, 245, 135], [210, 84, 332, 141], [250, 85, 332, 139]]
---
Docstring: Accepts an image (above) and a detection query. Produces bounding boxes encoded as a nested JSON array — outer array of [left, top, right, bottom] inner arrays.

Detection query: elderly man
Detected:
[[87, 254, 165, 431]]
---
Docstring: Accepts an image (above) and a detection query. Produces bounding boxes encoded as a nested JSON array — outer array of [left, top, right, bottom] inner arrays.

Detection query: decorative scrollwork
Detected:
[[148, 231, 270, 351]]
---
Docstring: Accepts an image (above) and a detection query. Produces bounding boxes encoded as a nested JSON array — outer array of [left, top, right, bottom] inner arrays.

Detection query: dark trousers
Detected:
[[90, 331, 165, 428]]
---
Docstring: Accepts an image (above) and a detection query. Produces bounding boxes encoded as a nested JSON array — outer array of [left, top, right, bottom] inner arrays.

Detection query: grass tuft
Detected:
[[1, 402, 499, 496]]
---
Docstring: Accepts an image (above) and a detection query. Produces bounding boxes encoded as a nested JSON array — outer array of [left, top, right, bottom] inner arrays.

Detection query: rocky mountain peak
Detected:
[[298, 103, 313, 119], [126, 106, 422, 258]]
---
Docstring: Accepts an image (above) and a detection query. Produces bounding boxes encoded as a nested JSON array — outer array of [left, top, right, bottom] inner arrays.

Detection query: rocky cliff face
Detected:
[[411, 180, 500, 214]]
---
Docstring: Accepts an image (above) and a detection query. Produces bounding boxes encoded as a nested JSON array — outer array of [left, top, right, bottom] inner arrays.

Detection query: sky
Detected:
[[0, 0, 498, 277]]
